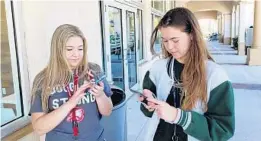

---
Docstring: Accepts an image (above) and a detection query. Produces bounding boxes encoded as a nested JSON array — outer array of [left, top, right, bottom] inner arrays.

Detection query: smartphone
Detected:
[[129, 88, 146, 98], [129, 88, 156, 98], [129, 88, 156, 105], [94, 74, 106, 85], [86, 73, 106, 95]]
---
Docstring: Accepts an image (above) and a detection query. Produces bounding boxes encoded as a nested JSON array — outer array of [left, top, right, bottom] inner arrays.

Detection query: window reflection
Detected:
[[1, 1, 23, 126]]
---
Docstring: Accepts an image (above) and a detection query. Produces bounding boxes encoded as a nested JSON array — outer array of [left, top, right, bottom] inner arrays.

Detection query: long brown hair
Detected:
[[31, 24, 89, 112], [150, 8, 214, 111]]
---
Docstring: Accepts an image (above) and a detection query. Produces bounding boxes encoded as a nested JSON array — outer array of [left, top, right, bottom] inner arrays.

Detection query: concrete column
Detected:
[[219, 14, 224, 43], [231, 6, 236, 46], [220, 14, 225, 43], [238, 2, 247, 55], [143, 0, 152, 59], [247, 1, 261, 65], [217, 15, 222, 35], [238, 1, 254, 56], [235, 4, 240, 37], [223, 14, 232, 45], [218, 15, 222, 42]]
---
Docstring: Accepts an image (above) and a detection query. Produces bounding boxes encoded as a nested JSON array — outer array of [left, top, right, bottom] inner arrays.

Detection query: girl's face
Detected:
[[65, 36, 84, 69], [160, 26, 191, 63]]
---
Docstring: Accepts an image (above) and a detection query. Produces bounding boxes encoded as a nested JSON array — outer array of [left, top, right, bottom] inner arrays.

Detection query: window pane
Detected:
[[153, 1, 164, 12], [108, 7, 124, 90], [153, 15, 162, 54], [1, 1, 23, 126], [137, 10, 143, 60], [126, 11, 137, 88]]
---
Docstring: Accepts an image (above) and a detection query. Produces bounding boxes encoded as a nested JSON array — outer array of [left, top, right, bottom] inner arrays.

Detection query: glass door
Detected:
[[103, 2, 138, 90], [126, 11, 137, 88], [107, 6, 125, 89]]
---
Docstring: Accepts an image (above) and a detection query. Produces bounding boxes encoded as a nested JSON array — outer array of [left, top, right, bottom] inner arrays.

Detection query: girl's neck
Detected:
[[176, 58, 185, 64], [70, 68, 78, 75], [172, 56, 185, 64]]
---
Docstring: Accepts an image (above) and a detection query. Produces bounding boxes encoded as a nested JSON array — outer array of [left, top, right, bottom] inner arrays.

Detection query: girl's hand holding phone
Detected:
[[135, 89, 157, 112], [87, 70, 106, 98]]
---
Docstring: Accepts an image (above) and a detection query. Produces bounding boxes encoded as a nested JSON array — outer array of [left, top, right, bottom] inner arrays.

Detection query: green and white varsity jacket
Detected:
[[140, 58, 235, 141]]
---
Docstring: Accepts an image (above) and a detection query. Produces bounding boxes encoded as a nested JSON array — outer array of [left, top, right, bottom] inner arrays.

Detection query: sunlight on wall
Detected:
[[198, 19, 218, 38]]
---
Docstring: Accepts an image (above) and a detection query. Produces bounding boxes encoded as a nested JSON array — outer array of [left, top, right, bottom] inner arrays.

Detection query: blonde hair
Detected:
[[31, 24, 89, 112], [150, 8, 214, 111]]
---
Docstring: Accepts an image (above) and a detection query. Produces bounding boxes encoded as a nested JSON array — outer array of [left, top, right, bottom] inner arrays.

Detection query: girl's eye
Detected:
[[78, 48, 83, 51], [67, 49, 73, 51], [173, 40, 179, 43]]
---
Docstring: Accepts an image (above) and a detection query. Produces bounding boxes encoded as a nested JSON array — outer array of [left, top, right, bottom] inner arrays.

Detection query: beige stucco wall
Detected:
[[194, 11, 217, 20], [21, 1, 103, 84], [187, 1, 233, 13]]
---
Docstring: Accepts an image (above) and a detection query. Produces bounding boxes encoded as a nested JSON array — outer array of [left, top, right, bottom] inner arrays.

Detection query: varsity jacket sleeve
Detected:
[[140, 71, 157, 118], [173, 70, 235, 141]]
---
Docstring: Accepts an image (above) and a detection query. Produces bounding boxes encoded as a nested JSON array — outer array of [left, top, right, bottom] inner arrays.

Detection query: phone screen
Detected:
[[94, 74, 106, 84], [129, 88, 145, 97]]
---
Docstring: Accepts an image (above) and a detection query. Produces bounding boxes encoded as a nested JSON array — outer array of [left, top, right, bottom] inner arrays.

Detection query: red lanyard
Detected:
[[65, 74, 79, 137]]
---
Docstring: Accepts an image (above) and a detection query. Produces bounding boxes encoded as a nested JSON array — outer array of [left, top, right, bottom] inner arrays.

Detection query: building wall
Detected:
[[194, 11, 217, 20], [21, 1, 103, 84], [2, 1, 102, 140], [187, 1, 233, 13]]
